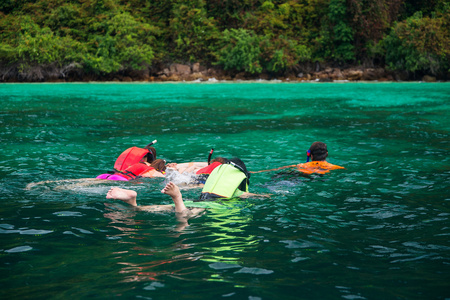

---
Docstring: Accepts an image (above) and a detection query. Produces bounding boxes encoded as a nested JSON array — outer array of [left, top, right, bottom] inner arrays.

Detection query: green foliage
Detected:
[[169, 0, 219, 62], [84, 13, 156, 73], [383, 10, 450, 75], [216, 29, 311, 74], [260, 36, 311, 72], [216, 29, 263, 74], [0, 16, 85, 67], [0, 0, 449, 79], [316, 0, 355, 62]]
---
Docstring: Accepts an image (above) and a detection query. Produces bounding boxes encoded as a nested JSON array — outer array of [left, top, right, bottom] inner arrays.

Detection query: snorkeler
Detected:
[[25, 158, 166, 190], [106, 157, 269, 217], [249, 141, 344, 175], [296, 141, 344, 174]]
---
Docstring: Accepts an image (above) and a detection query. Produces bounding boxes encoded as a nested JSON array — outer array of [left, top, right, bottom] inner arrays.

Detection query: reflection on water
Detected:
[[0, 83, 449, 299]]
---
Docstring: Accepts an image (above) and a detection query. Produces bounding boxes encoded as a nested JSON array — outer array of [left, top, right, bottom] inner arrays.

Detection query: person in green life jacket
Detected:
[[106, 158, 268, 218]]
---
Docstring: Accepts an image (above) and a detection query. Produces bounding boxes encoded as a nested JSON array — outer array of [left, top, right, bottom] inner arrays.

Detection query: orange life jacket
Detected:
[[118, 163, 156, 180], [114, 147, 149, 172], [296, 161, 344, 174], [196, 162, 222, 175]]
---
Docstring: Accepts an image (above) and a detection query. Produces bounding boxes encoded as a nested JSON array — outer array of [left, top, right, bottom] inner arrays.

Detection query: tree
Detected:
[[383, 9, 450, 76]]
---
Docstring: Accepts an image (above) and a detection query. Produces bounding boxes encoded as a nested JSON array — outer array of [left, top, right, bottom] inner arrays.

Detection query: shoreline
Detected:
[[1, 79, 448, 84], [1, 63, 446, 83]]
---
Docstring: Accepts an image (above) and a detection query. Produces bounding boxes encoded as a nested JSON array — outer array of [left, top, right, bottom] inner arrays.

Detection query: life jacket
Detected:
[[196, 161, 222, 175], [199, 163, 249, 200], [114, 147, 150, 172], [118, 163, 156, 180], [296, 161, 344, 174]]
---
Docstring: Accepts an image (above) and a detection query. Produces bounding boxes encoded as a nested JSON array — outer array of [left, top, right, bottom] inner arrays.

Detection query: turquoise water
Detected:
[[1, 82, 449, 299]]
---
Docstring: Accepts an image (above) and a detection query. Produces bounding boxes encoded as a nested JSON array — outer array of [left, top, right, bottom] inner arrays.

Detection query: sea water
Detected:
[[0, 82, 449, 299]]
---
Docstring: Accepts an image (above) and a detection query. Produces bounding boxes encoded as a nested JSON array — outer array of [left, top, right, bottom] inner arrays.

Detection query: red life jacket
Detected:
[[118, 163, 156, 180], [196, 162, 222, 175], [114, 147, 149, 172]]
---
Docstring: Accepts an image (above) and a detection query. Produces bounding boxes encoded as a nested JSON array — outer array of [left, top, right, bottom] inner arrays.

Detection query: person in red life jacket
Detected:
[[113, 146, 157, 173], [97, 158, 166, 181], [296, 141, 344, 174], [194, 157, 227, 183]]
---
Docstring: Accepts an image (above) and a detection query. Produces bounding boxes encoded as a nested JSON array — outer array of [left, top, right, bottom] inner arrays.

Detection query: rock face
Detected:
[[1, 60, 447, 82], [157, 63, 211, 81], [422, 75, 436, 82]]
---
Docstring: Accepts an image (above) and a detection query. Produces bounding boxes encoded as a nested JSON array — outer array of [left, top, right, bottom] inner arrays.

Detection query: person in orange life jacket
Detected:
[[296, 141, 344, 174], [97, 158, 166, 181]]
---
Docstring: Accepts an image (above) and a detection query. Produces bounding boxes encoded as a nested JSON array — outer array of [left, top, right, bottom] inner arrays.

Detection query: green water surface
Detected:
[[0, 82, 449, 299]]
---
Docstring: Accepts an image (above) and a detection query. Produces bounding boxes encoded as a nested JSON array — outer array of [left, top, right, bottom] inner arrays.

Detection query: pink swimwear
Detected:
[[96, 174, 128, 181]]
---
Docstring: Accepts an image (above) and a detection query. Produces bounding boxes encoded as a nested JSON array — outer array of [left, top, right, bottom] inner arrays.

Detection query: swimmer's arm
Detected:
[[175, 162, 208, 174]]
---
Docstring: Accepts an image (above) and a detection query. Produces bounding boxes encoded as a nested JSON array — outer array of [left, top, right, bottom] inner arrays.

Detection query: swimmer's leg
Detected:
[[26, 178, 100, 190], [161, 182, 187, 213], [161, 182, 205, 217], [105, 186, 177, 213], [106, 187, 138, 207]]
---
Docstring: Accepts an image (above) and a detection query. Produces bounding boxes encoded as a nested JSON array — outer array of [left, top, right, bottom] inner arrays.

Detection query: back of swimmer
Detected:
[[198, 158, 250, 200]]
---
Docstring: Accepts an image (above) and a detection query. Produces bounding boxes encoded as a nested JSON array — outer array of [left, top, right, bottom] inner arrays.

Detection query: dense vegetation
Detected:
[[0, 0, 449, 81]]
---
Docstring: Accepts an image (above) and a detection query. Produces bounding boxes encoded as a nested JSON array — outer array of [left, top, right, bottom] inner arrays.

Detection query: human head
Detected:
[[227, 157, 251, 191], [144, 146, 157, 163], [309, 142, 328, 161], [227, 158, 251, 180], [212, 157, 227, 164], [151, 159, 166, 172]]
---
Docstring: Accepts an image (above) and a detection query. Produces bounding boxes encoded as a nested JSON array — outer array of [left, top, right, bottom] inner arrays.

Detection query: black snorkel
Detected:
[[207, 148, 214, 165], [146, 140, 157, 148]]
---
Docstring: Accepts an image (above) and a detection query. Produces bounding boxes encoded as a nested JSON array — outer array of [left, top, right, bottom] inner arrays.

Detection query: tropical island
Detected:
[[0, 0, 449, 83]]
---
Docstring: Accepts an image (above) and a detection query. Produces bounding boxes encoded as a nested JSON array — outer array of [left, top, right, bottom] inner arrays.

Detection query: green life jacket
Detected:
[[199, 163, 248, 200]]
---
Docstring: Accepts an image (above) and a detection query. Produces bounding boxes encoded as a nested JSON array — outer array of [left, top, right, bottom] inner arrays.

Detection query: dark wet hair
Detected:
[[151, 159, 166, 172], [212, 157, 227, 164], [144, 146, 157, 163], [309, 142, 328, 161]]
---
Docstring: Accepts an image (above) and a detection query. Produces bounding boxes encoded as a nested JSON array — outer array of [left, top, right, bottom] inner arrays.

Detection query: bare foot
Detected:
[[161, 181, 181, 197], [106, 187, 138, 206], [161, 182, 187, 213]]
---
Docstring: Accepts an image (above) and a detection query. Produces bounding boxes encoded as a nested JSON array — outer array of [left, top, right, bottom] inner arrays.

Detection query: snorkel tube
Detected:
[[146, 140, 157, 147], [306, 149, 311, 162], [208, 148, 214, 165]]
